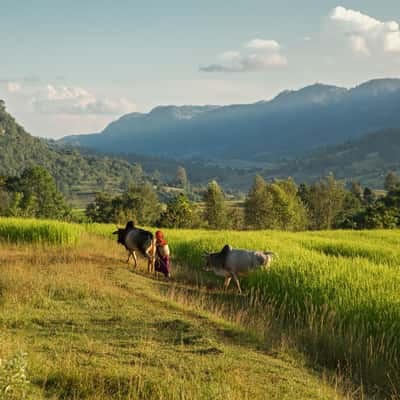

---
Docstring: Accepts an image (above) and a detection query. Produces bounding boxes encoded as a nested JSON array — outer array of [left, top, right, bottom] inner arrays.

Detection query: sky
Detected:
[[0, 0, 399, 138]]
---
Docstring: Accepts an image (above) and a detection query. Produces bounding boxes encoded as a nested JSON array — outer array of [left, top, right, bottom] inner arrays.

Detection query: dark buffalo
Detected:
[[113, 221, 156, 272]]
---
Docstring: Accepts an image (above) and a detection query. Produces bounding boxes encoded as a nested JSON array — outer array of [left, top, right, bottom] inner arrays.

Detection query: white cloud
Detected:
[[303, 36, 311, 42], [200, 38, 287, 73], [7, 82, 22, 93], [245, 38, 280, 50], [30, 84, 136, 115], [219, 51, 241, 62], [348, 35, 370, 56], [331, 6, 400, 55]]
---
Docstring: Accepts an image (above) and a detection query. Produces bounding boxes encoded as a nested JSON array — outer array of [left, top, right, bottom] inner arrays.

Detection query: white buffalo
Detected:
[[203, 244, 274, 293]]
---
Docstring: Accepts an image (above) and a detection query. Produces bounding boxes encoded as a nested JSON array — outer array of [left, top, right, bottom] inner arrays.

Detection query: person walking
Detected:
[[154, 230, 171, 278]]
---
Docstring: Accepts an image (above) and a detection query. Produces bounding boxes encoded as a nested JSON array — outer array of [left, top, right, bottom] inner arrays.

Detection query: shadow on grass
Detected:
[[35, 371, 161, 400]]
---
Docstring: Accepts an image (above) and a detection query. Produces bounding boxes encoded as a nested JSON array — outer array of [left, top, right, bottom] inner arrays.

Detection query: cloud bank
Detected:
[[6, 83, 136, 115], [31, 85, 136, 115], [7, 82, 22, 93], [200, 38, 287, 72], [331, 6, 400, 56]]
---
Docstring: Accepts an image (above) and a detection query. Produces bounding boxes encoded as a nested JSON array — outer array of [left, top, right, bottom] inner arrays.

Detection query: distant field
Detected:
[[1, 217, 400, 397]]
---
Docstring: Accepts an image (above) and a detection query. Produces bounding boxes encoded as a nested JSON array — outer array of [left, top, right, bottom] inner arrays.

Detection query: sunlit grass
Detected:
[[0, 238, 340, 399], [2, 217, 400, 396], [0, 217, 82, 246]]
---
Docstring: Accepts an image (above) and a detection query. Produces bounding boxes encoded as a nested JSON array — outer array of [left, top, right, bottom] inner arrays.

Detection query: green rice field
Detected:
[[1, 217, 399, 397]]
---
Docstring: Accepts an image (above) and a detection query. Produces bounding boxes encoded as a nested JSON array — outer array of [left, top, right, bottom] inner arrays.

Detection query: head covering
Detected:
[[156, 230, 168, 246]]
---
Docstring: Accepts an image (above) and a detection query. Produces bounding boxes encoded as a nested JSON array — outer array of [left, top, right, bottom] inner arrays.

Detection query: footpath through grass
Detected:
[[0, 237, 344, 400]]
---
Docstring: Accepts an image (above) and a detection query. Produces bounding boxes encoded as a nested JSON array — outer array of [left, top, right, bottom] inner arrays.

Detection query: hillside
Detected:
[[60, 78, 400, 161], [0, 101, 148, 204], [265, 128, 400, 187]]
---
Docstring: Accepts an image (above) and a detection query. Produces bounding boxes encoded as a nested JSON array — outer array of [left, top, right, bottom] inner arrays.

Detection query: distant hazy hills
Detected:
[[61, 79, 400, 161]]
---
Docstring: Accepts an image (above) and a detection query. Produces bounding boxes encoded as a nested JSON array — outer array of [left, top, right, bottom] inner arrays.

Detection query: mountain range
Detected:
[[60, 78, 400, 162]]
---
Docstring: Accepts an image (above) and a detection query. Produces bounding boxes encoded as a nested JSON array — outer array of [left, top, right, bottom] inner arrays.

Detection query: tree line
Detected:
[[1, 163, 399, 230], [85, 171, 400, 230]]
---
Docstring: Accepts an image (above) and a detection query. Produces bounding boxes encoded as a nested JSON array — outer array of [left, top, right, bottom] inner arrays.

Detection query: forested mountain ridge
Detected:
[[263, 128, 400, 187], [60, 79, 400, 161], [0, 100, 146, 201]]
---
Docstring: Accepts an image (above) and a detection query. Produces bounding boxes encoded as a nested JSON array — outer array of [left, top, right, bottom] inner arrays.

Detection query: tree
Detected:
[[203, 180, 227, 229], [350, 181, 363, 200], [123, 183, 161, 225], [158, 193, 200, 228], [176, 166, 188, 190], [384, 171, 400, 192], [244, 175, 271, 229], [335, 191, 363, 228], [132, 163, 144, 184], [274, 178, 309, 230], [151, 169, 162, 186], [245, 176, 308, 230], [303, 174, 346, 230], [363, 187, 376, 205], [5, 166, 70, 219], [85, 192, 114, 223], [297, 183, 310, 205], [226, 206, 245, 230]]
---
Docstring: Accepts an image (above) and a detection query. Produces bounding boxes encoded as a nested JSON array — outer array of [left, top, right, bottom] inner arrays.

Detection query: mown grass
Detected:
[[0, 238, 342, 399]]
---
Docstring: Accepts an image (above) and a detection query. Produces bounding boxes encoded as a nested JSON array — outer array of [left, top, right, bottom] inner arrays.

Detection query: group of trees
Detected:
[[84, 171, 400, 231], [101, 171, 398, 231], [2, 158, 399, 232], [243, 172, 400, 230], [85, 183, 160, 225], [347, 172, 400, 229], [0, 166, 70, 219], [245, 176, 308, 230]]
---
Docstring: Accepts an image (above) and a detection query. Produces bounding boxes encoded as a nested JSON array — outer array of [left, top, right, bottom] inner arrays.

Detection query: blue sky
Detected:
[[0, 0, 399, 137]]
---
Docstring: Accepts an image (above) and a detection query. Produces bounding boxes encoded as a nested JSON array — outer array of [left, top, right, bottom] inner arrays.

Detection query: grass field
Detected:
[[162, 228, 400, 397], [1, 218, 400, 398], [0, 217, 82, 245]]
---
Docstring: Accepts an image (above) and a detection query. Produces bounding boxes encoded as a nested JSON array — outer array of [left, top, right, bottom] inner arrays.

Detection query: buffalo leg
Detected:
[[146, 239, 156, 274], [223, 276, 232, 291], [126, 251, 131, 263], [231, 272, 242, 294], [132, 251, 138, 268]]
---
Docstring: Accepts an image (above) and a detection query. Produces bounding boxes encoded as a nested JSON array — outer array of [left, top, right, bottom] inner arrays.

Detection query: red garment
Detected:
[[155, 230, 168, 246]]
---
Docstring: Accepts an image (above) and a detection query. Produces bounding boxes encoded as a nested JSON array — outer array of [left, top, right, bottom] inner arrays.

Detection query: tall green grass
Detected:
[[155, 228, 400, 392], [83, 222, 116, 238], [0, 218, 82, 246]]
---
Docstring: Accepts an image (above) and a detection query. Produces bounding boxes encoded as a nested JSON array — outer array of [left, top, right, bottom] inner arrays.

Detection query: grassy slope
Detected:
[[0, 237, 343, 400]]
